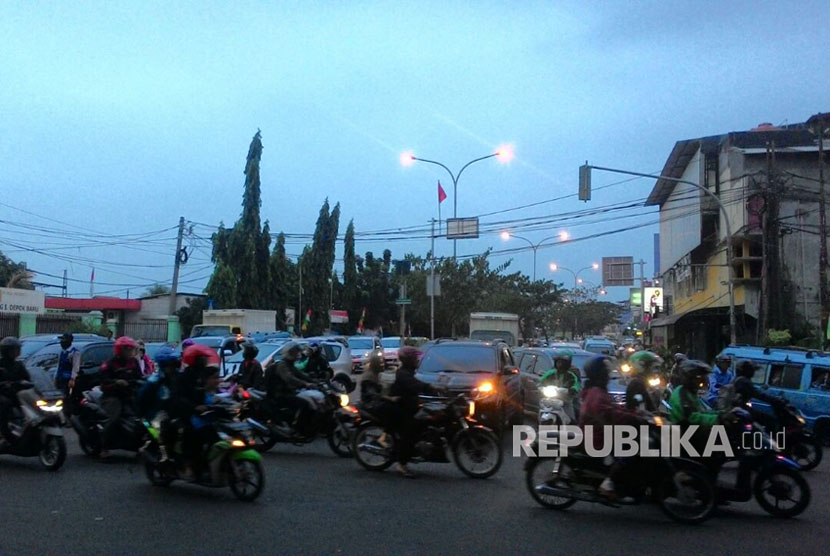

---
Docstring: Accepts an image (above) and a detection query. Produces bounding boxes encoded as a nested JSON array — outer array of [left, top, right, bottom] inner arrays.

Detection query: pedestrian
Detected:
[[55, 332, 80, 400], [105, 329, 114, 341], [136, 340, 155, 376]]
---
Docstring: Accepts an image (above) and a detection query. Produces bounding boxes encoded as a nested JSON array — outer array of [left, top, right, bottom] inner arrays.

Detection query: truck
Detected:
[[191, 309, 278, 338], [469, 312, 520, 346]]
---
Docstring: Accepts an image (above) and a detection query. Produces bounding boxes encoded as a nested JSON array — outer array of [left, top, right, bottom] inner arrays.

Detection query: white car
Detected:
[[380, 336, 402, 367], [347, 336, 383, 373], [222, 339, 350, 377]]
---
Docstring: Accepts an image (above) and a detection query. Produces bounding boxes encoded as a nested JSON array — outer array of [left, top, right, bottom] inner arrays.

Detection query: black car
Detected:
[[415, 340, 522, 431], [25, 340, 115, 392], [21, 333, 108, 363]]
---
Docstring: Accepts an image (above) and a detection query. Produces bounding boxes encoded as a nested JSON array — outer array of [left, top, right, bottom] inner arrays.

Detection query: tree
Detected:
[[303, 199, 341, 335], [0, 251, 33, 289], [144, 284, 170, 297], [206, 262, 237, 309], [176, 296, 207, 338], [269, 232, 295, 329], [342, 220, 358, 332]]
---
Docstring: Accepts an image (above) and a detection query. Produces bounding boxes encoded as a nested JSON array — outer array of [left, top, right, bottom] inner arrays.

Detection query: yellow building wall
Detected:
[[673, 241, 748, 314]]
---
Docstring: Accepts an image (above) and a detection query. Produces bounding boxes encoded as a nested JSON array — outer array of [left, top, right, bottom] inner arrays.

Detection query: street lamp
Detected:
[[548, 263, 600, 288], [581, 163, 736, 344], [403, 147, 513, 258], [500, 231, 563, 281]]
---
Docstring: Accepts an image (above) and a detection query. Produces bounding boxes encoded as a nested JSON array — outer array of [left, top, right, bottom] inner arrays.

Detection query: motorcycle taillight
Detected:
[[80, 399, 88, 406]]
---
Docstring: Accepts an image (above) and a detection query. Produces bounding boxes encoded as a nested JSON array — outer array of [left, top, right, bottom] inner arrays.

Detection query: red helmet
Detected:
[[114, 336, 138, 357], [398, 346, 420, 368], [182, 344, 220, 369]]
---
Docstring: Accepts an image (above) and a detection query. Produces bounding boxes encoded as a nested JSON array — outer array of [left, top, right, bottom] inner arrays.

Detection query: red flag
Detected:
[[438, 181, 447, 204]]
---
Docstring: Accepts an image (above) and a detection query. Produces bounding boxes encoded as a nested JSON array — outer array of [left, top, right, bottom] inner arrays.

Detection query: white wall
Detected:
[[659, 148, 702, 274]]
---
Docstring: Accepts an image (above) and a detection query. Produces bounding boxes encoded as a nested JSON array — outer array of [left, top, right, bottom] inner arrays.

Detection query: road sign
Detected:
[[629, 288, 642, 306], [0, 287, 45, 314], [426, 275, 441, 297], [602, 256, 634, 286], [395, 298, 412, 305], [446, 217, 479, 239]]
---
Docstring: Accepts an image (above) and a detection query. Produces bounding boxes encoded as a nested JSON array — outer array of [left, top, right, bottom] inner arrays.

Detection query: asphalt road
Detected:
[[0, 432, 828, 555]]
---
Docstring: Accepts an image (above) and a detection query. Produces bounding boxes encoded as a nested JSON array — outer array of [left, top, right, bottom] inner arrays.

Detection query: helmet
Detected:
[[553, 350, 574, 366], [154, 345, 181, 367], [282, 341, 303, 361], [673, 353, 688, 364], [735, 359, 757, 379], [680, 360, 712, 391], [242, 341, 259, 358], [181, 338, 195, 349], [0, 336, 22, 359], [584, 355, 611, 388], [629, 351, 663, 375], [114, 336, 138, 357], [398, 346, 420, 369], [182, 344, 220, 369]]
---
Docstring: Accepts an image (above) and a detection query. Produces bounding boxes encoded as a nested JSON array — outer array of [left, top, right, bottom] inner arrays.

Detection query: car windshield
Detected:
[[348, 338, 374, 350], [21, 339, 55, 359], [192, 337, 223, 348], [225, 343, 282, 364], [193, 326, 230, 337], [418, 346, 496, 373], [381, 338, 400, 348]]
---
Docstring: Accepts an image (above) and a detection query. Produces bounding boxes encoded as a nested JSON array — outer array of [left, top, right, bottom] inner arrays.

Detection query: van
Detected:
[[582, 337, 616, 356], [717, 345, 830, 442]]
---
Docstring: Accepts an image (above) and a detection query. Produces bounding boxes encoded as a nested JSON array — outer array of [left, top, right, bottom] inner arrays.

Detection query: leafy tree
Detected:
[[176, 296, 208, 338], [0, 251, 33, 289], [144, 284, 171, 296], [206, 262, 237, 309], [269, 232, 295, 329], [342, 220, 358, 332]]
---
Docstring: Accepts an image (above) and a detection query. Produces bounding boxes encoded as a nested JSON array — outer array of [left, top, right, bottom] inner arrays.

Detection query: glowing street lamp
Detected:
[[548, 262, 600, 288], [501, 230, 563, 281], [559, 231, 570, 242]]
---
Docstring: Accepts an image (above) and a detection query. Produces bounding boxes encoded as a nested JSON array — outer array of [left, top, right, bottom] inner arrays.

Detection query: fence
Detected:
[[35, 314, 82, 334], [0, 313, 19, 337], [124, 320, 168, 342]]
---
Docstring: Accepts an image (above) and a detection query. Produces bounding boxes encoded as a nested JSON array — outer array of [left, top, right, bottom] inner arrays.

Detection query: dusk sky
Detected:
[[1, 1, 828, 301]]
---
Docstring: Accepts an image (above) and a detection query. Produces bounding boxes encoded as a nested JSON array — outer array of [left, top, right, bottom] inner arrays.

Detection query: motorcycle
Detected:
[[538, 385, 573, 426], [69, 386, 146, 457], [0, 381, 67, 471], [711, 407, 811, 518], [141, 404, 265, 502], [352, 392, 503, 479], [752, 401, 822, 472], [235, 374, 356, 457], [524, 414, 717, 524]]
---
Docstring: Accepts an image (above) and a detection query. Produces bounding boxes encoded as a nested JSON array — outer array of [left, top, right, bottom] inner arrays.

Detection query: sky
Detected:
[[1, 0, 829, 302]]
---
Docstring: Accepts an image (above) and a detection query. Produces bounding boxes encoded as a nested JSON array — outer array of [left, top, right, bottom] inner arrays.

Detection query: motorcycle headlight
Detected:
[[648, 376, 662, 388], [541, 385, 558, 398], [339, 394, 350, 407], [796, 414, 806, 425], [36, 399, 63, 413], [468, 401, 475, 416], [230, 438, 247, 448], [621, 364, 632, 374]]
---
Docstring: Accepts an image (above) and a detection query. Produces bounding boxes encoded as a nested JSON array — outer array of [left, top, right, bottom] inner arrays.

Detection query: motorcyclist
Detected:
[[727, 359, 788, 427], [237, 342, 264, 390], [186, 364, 224, 480], [263, 341, 316, 431], [538, 351, 581, 421], [55, 332, 80, 400], [707, 354, 734, 407], [578, 355, 639, 497], [98, 336, 143, 458], [302, 342, 333, 382], [390, 345, 438, 478], [668, 353, 688, 388], [137, 346, 181, 462], [0, 337, 31, 446], [625, 351, 663, 412], [172, 344, 220, 476]]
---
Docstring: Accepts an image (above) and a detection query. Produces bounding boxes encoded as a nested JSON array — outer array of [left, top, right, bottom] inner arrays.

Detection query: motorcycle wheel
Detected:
[[524, 457, 577, 509], [327, 423, 353, 458], [753, 466, 811, 518], [452, 429, 502, 479], [229, 459, 265, 502], [39, 436, 67, 471], [251, 428, 278, 453], [656, 467, 716, 524], [352, 423, 394, 471], [789, 437, 823, 472], [77, 430, 102, 457]]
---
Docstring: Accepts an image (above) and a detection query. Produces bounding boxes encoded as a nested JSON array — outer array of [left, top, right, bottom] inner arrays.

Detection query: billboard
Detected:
[[0, 287, 45, 314], [446, 217, 479, 239], [602, 257, 634, 286], [644, 287, 664, 318], [629, 288, 642, 307]]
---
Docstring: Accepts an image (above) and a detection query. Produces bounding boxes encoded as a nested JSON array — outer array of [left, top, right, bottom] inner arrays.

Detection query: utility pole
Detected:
[[819, 124, 828, 341], [62, 269, 67, 298], [399, 280, 407, 337], [430, 218, 436, 340], [168, 216, 185, 316], [298, 263, 303, 335]]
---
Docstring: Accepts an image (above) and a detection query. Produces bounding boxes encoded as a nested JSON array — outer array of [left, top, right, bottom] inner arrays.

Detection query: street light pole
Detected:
[[585, 164, 737, 345], [549, 263, 599, 289], [501, 233, 564, 281]]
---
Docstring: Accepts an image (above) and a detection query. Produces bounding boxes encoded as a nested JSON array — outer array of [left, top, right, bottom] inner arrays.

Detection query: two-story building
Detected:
[[648, 116, 829, 360]]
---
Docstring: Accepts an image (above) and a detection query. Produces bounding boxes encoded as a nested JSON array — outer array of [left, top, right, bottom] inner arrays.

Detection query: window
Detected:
[[533, 354, 553, 376], [82, 345, 114, 370], [704, 153, 720, 195], [810, 366, 830, 391], [27, 343, 62, 370], [519, 354, 537, 375], [768, 364, 804, 390], [419, 346, 497, 374], [324, 344, 342, 361], [749, 360, 768, 384]]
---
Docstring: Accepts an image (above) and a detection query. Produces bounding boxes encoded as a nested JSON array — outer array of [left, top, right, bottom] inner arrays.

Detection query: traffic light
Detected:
[[579, 163, 591, 201]]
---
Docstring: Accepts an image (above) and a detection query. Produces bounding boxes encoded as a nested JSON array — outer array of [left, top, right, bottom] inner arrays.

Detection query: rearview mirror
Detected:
[[503, 365, 519, 375], [223, 349, 233, 357]]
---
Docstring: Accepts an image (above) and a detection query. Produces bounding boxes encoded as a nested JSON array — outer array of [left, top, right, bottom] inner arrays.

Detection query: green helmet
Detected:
[[629, 351, 663, 374], [553, 349, 574, 366]]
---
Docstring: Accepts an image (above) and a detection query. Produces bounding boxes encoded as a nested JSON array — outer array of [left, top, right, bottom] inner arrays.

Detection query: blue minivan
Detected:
[[717, 345, 830, 441]]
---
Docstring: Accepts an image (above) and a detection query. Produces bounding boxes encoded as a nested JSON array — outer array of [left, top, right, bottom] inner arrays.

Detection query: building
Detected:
[[648, 116, 829, 360]]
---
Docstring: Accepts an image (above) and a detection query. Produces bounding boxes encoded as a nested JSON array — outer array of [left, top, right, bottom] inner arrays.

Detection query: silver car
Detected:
[[223, 339, 351, 377], [347, 336, 383, 373]]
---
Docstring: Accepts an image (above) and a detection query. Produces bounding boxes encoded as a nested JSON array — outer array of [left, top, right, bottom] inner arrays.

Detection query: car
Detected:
[[347, 336, 383, 373], [26, 340, 115, 390], [21, 333, 107, 363], [582, 337, 616, 356], [717, 345, 830, 442], [142, 341, 172, 361], [516, 347, 626, 414], [414, 340, 522, 431], [176, 335, 243, 372], [223, 339, 351, 378], [380, 336, 402, 367]]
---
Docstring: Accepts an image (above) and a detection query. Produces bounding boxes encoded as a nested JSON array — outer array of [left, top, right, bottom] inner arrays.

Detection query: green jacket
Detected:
[[668, 385, 720, 426], [538, 367, 581, 395]]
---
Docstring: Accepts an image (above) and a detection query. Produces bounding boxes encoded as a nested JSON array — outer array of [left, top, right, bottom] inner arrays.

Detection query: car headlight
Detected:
[[339, 394, 350, 407], [36, 399, 63, 413], [541, 385, 558, 398], [476, 381, 495, 396]]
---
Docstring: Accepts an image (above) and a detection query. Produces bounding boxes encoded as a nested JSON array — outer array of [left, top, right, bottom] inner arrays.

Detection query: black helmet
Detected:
[[735, 359, 757, 379], [584, 355, 611, 388], [398, 346, 420, 369], [242, 341, 259, 358], [673, 353, 688, 364], [0, 336, 22, 359], [282, 341, 303, 361], [680, 360, 712, 391]]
